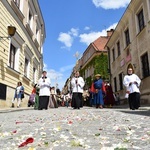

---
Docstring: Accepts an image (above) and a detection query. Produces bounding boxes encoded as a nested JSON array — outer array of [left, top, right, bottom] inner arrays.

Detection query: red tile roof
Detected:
[[92, 36, 109, 51]]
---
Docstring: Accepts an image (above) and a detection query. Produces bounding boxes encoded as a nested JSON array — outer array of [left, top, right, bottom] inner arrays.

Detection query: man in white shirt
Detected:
[[71, 71, 85, 109], [123, 68, 141, 110], [38, 71, 51, 110]]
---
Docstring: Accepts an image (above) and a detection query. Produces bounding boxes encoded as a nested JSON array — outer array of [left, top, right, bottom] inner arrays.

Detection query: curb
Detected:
[[0, 107, 34, 113]]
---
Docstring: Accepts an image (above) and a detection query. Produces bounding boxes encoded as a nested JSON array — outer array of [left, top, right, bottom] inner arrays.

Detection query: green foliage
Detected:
[[94, 53, 109, 79], [80, 53, 109, 87]]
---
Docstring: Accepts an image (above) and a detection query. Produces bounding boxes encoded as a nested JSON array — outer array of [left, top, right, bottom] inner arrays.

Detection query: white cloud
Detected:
[[58, 32, 73, 48], [79, 22, 117, 45], [60, 64, 75, 72], [92, 0, 131, 9], [79, 31, 105, 45], [43, 63, 73, 90], [58, 28, 79, 48], [84, 26, 90, 30], [70, 28, 79, 36]]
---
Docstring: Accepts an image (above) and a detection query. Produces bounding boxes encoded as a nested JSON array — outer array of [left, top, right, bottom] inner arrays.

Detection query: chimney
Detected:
[[107, 29, 114, 37]]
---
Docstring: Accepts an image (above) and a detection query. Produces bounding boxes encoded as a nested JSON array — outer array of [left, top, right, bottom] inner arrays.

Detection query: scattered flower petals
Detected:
[[18, 137, 34, 148]]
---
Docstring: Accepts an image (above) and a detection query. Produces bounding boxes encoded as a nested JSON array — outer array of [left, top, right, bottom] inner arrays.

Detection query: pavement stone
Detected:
[[0, 106, 149, 150]]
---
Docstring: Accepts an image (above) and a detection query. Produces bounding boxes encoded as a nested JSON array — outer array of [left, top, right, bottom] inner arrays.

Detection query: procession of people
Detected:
[[11, 68, 141, 111]]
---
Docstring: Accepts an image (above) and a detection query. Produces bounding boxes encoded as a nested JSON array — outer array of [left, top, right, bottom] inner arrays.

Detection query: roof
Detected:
[[92, 36, 109, 51]]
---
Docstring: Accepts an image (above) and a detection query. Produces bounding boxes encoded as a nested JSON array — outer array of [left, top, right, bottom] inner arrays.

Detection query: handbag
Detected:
[[21, 93, 24, 99]]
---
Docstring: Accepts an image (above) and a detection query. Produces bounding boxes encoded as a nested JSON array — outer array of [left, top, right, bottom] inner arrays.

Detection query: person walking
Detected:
[[93, 74, 105, 109], [123, 68, 141, 110], [71, 71, 85, 109], [34, 85, 40, 110], [49, 86, 58, 108], [38, 71, 51, 110], [104, 81, 115, 107], [28, 84, 37, 107], [11, 82, 24, 108]]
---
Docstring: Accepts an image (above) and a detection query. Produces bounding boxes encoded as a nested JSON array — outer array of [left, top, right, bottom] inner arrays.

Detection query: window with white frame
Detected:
[[9, 44, 16, 69], [24, 58, 29, 77], [28, 10, 33, 29], [33, 67, 36, 83], [13, 0, 20, 8], [9, 39, 20, 71]]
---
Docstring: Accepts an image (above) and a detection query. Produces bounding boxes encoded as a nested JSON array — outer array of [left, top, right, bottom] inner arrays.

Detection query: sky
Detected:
[[38, 0, 131, 90]]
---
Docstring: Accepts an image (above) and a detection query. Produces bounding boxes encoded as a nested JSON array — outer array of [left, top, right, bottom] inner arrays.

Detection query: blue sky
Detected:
[[38, 0, 131, 90]]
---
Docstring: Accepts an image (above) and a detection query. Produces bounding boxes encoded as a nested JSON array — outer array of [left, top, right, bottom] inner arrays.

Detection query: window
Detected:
[[24, 58, 29, 76], [141, 53, 149, 78], [112, 48, 115, 61], [36, 27, 38, 39], [137, 9, 145, 32], [119, 73, 123, 90], [117, 41, 120, 56], [28, 11, 32, 27], [9, 44, 16, 69], [125, 29, 130, 46], [114, 77, 117, 92], [33, 67, 36, 83], [13, 0, 20, 8]]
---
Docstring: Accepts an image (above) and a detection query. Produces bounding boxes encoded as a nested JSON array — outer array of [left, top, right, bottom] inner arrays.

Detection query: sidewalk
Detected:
[[0, 104, 149, 113], [0, 106, 34, 113], [113, 104, 150, 110]]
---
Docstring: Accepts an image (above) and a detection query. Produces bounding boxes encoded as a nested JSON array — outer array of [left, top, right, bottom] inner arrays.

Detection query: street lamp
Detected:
[[0, 26, 16, 41]]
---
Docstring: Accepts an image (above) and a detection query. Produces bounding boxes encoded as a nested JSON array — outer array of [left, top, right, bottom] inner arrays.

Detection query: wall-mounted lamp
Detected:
[[0, 26, 16, 41]]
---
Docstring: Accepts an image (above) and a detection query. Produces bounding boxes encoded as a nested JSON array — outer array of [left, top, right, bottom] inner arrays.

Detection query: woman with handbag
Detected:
[[11, 82, 24, 108]]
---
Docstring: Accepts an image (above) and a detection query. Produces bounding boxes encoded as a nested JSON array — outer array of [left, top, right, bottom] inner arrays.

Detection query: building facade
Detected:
[[0, 0, 45, 107], [79, 30, 113, 89], [106, 0, 150, 104]]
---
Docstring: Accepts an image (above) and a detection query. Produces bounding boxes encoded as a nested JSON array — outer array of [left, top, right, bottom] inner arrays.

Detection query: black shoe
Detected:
[[11, 104, 14, 108]]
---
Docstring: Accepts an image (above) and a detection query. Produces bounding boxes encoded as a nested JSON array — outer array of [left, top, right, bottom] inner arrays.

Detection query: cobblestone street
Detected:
[[0, 107, 149, 150]]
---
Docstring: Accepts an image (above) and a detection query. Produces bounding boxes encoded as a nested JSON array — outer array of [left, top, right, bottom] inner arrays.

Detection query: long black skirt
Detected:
[[128, 92, 140, 109], [38, 96, 49, 110], [71, 93, 83, 109]]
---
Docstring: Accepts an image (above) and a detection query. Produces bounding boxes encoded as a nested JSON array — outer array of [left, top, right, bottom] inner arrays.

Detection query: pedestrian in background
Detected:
[[71, 71, 85, 109], [38, 71, 51, 110], [28, 84, 37, 107], [11, 82, 24, 108], [123, 68, 141, 110], [93, 74, 106, 109], [49, 86, 58, 108], [104, 81, 115, 107], [34, 85, 40, 110]]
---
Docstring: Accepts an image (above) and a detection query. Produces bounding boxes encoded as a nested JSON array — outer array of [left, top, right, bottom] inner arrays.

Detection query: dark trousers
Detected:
[[128, 92, 140, 109], [71, 93, 83, 109], [38, 96, 49, 110]]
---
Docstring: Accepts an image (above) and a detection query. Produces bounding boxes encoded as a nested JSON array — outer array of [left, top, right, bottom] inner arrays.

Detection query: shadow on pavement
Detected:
[[119, 110, 150, 117]]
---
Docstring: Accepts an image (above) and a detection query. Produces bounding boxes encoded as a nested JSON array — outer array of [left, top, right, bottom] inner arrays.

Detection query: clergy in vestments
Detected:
[[38, 71, 51, 110], [123, 68, 141, 110], [71, 71, 85, 109]]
